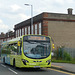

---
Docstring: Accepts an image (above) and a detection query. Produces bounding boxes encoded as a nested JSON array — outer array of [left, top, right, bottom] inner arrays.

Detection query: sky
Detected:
[[0, 0, 75, 33]]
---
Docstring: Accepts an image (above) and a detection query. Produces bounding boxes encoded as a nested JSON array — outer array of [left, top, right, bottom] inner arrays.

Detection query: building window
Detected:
[[31, 25, 33, 34], [18, 29, 19, 37], [28, 26, 30, 35], [39, 23, 41, 35], [20, 29, 21, 36], [35, 24, 37, 35], [25, 27, 27, 35], [8, 33, 9, 37], [22, 28, 24, 35]]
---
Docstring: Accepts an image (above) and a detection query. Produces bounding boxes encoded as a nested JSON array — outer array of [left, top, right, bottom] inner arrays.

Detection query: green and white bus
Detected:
[[1, 35, 52, 68]]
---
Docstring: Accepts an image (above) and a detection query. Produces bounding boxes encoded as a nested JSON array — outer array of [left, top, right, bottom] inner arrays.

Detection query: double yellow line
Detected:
[[48, 68, 75, 75]]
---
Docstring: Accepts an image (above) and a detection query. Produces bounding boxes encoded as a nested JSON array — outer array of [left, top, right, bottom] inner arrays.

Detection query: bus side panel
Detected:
[[15, 55, 21, 67], [10, 55, 14, 66], [1, 54, 7, 63], [5, 55, 10, 64], [10, 55, 22, 67]]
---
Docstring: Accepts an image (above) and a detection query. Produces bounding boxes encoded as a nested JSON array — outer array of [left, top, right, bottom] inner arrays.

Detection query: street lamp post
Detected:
[[24, 4, 33, 34]]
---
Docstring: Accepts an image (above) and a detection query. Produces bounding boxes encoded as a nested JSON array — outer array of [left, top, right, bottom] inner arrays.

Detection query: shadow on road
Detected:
[[2, 63, 48, 72], [16, 68, 48, 72]]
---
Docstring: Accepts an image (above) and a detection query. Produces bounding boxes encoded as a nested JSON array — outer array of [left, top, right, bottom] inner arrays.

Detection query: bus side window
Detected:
[[10, 44, 17, 55]]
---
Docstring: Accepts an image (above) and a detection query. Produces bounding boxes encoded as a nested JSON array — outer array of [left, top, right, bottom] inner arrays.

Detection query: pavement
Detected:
[[51, 62, 75, 74]]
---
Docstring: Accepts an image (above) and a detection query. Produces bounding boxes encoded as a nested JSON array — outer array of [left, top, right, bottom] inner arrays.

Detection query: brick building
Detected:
[[4, 31, 14, 41], [0, 32, 5, 47], [14, 8, 75, 58], [0, 31, 14, 47]]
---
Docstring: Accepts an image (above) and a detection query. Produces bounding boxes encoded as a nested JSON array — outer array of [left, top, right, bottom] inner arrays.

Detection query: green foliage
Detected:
[[63, 51, 72, 61], [73, 58, 75, 61], [54, 46, 72, 61], [54, 46, 63, 60]]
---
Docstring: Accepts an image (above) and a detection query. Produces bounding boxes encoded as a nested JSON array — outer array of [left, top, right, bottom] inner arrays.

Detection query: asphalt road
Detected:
[[0, 61, 74, 75]]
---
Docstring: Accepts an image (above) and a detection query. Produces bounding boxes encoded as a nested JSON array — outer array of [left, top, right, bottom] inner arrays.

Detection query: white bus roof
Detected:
[[2, 36, 22, 45]]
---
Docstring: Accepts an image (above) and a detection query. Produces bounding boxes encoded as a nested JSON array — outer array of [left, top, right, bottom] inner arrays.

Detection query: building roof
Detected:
[[14, 13, 43, 30], [14, 9, 75, 30], [0, 31, 14, 39]]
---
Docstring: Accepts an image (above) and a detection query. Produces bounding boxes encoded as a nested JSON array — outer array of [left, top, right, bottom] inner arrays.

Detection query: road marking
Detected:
[[1, 64, 6, 67], [8, 68, 18, 75], [48, 68, 75, 75]]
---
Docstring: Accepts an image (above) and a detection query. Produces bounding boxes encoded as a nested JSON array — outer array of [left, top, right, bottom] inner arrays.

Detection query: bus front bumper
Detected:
[[21, 62, 51, 68]]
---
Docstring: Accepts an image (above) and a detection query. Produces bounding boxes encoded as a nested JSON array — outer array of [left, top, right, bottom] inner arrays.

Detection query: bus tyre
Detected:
[[3, 57, 5, 64], [13, 59, 16, 68]]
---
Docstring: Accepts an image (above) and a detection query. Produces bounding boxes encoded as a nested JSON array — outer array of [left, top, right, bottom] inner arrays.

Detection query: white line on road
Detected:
[[8, 68, 18, 75], [1, 64, 6, 67]]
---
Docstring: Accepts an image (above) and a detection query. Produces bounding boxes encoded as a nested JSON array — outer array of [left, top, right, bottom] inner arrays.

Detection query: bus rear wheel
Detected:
[[3, 57, 5, 64], [13, 59, 16, 68]]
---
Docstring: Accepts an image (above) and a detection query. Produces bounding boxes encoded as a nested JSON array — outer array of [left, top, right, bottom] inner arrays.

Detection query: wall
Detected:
[[48, 21, 75, 58]]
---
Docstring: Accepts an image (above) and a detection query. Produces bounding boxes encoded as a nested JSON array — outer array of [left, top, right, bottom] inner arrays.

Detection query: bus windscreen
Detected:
[[23, 35, 51, 59]]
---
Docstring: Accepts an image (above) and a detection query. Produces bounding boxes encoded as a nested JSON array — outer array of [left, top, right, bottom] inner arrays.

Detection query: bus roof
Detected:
[[2, 36, 22, 45], [2, 35, 51, 45]]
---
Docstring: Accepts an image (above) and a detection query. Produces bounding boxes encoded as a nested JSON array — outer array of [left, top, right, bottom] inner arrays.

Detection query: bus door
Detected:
[[16, 41, 22, 67]]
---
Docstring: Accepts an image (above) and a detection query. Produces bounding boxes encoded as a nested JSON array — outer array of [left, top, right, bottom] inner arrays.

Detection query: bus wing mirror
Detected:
[[18, 41, 21, 46], [52, 44, 55, 49]]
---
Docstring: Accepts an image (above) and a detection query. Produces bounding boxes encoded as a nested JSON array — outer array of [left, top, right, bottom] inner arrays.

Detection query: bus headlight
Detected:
[[22, 59, 29, 65], [46, 59, 51, 65]]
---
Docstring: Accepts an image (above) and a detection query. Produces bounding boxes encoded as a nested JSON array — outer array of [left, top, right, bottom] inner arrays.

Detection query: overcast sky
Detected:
[[0, 0, 75, 33]]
